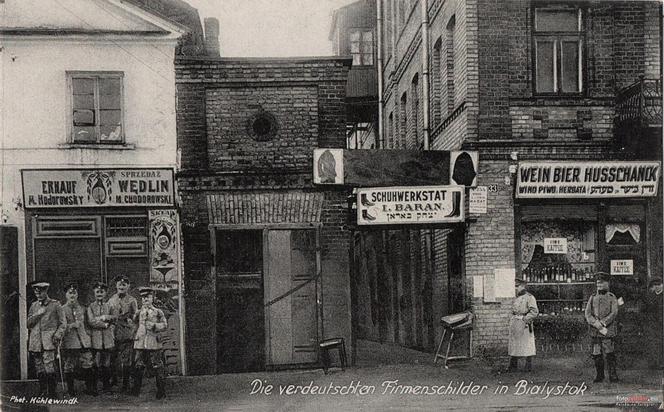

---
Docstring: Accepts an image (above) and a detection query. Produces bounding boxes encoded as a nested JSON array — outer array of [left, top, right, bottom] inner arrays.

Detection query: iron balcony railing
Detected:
[[615, 76, 662, 127]]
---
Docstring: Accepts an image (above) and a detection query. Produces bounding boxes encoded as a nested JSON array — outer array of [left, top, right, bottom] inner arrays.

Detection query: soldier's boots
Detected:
[[84, 369, 98, 396], [593, 355, 605, 383], [507, 357, 518, 372], [606, 353, 619, 382], [525, 357, 532, 372], [121, 370, 131, 393], [131, 367, 144, 397], [65, 373, 76, 396], [155, 368, 166, 400], [101, 367, 113, 391], [37, 373, 48, 397], [46, 374, 58, 398]]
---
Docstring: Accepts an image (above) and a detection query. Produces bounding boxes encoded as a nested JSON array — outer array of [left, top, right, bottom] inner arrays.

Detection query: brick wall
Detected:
[[176, 57, 352, 374]]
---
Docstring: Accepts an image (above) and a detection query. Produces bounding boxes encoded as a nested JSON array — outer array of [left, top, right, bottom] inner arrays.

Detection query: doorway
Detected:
[[447, 227, 466, 314]]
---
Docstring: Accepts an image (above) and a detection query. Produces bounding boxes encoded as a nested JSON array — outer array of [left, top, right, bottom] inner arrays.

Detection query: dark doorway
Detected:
[[447, 227, 465, 314], [1, 226, 21, 380], [216, 230, 265, 373]]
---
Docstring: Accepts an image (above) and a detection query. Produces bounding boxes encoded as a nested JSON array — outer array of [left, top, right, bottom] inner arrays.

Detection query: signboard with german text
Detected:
[[22, 168, 175, 208], [516, 161, 660, 198], [356, 185, 464, 225], [544, 238, 568, 254], [610, 259, 634, 275]]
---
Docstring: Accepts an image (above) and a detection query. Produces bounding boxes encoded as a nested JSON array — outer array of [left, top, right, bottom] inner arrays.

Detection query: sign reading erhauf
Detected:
[[357, 186, 464, 225]]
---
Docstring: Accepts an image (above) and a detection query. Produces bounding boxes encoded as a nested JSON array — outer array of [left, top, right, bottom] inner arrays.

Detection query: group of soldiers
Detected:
[[26, 275, 168, 399], [508, 272, 664, 382]]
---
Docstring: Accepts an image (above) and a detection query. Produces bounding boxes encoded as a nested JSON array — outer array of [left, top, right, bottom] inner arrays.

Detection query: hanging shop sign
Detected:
[[356, 185, 464, 225], [22, 168, 175, 208], [544, 238, 568, 254], [450, 151, 479, 187], [516, 161, 660, 198], [610, 259, 634, 276]]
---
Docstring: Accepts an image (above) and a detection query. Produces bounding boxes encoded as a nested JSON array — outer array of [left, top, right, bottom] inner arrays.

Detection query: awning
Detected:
[[206, 192, 325, 225]]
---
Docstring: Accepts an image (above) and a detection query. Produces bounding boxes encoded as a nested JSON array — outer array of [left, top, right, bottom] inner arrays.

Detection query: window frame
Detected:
[[349, 28, 375, 66], [531, 5, 586, 97], [67, 71, 125, 145]]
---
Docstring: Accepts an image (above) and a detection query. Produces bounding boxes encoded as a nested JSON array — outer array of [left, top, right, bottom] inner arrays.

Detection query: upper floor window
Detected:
[[533, 6, 584, 95], [69, 72, 124, 144], [350, 29, 374, 66]]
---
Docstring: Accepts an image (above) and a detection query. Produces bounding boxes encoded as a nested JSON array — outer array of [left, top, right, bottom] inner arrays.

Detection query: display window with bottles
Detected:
[[517, 203, 649, 317]]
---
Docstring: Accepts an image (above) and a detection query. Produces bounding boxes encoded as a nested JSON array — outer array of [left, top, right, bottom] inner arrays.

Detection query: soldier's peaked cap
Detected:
[[515, 277, 527, 285], [138, 287, 154, 296], [64, 283, 79, 292], [29, 281, 50, 289], [594, 272, 611, 282], [113, 275, 130, 284], [92, 282, 108, 290]]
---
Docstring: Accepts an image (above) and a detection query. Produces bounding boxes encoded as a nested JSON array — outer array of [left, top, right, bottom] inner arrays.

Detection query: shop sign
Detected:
[[544, 238, 568, 254], [610, 259, 634, 275], [469, 186, 488, 214], [356, 185, 464, 225], [313, 149, 344, 184], [516, 161, 660, 198], [22, 168, 175, 208], [450, 151, 479, 187]]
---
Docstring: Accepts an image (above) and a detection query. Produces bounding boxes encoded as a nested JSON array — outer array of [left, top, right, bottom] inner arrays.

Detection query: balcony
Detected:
[[614, 76, 662, 159]]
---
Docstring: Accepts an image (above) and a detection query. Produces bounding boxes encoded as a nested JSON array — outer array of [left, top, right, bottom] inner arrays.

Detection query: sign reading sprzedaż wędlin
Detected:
[[22, 168, 175, 208], [516, 161, 660, 198], [356, 186, 465, 225]]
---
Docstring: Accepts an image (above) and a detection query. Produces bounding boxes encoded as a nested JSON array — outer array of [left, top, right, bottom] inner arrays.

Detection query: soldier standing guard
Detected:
[[507, 277, 539, 372], [132, 287, 167, 399], [60, 283, 96, 396], [27, 281, 66, 398], [108, 275, 138, 392], [87, 282, 117, 392], [585, 272, 619, 382]]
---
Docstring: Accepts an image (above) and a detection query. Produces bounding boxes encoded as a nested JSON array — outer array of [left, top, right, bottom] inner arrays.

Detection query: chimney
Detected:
[[204, 17, 220, 57]]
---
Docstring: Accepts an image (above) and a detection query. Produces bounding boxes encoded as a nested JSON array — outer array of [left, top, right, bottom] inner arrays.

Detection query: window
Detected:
[[350, 29, 374, 66], [399, 92, 408, 149], [411, 74, 420, 149], [69, 72, 124, 144], [445, 16, 456, 114], [432, 38, 443, 125], [533, 6, 584, 94]]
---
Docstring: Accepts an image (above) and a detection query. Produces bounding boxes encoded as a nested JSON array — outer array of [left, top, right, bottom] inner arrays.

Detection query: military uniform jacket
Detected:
[[585, 291, 618, 338], [108, 293, 138, 342], [27, 298, 66, 352], [87, 301, 116, 349], [62, 302, 92, 349], [508, 291, 539, 357], [134, 305, 167, 350]]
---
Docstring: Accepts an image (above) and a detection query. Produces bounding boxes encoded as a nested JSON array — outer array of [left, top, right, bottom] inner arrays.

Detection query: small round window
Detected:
[[247, 111, 278, 141]]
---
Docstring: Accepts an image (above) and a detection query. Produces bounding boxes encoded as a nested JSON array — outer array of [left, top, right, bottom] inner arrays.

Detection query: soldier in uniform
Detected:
[[60, 283, 96, 396], [584, 272, 619, 382], [87, 282, 117, 392], [27, 281, 66, 398], [643, 277, 663, 368], [132, 287, 167, 399], [507, 277, 539, 372], [108, 275, 138, 392]]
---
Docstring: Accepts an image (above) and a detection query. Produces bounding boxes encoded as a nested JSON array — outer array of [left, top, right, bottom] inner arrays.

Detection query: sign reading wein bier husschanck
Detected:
[[357, 186, 465, 225], [21, 168, 175, 208], [516, 161, 660, 198]]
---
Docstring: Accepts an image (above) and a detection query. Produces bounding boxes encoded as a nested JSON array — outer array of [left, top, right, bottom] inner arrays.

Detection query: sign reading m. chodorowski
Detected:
[[516, 161, 660, 198], [357, 186, 464, 225], [21, 168, 175, 208]]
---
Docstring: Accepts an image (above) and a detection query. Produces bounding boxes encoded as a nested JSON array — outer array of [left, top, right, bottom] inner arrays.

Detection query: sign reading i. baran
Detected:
[[516, 161, 660, 198], [356, 186, 465, 225], [22, 168, 175, 208]]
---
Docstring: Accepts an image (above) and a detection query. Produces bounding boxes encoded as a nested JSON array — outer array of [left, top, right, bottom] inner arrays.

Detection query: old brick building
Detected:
[[175, 57, 353, 374], [374, 0, 662, 360]]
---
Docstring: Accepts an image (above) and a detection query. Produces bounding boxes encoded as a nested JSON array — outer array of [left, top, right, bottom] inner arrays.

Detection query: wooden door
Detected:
[[265, 229, 318, 366]]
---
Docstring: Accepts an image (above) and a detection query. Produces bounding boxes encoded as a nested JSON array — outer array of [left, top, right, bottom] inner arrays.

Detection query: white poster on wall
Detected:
[[494, 268, 516, 298], [469, 186, 488, 214]]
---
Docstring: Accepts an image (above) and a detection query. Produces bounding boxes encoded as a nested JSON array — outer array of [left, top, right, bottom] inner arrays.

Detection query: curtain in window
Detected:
[[605, 224, 640, 244]]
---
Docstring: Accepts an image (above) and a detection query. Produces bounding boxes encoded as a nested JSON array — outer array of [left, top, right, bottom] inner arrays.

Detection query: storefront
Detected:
[[21, 168, 185, 375], [515, 161, 661, 357]]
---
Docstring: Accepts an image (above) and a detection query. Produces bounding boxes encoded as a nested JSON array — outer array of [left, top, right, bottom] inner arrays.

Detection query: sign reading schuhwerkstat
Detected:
[[516, 161, 660, 198], [357, 186, 465, 225], [22, 168, 175, 208]]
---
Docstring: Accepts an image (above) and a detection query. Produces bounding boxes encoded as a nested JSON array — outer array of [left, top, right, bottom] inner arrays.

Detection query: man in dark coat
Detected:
[[585, 272, 619, 382], [27, 281, 66, 397], [643, 277, 663, 369]]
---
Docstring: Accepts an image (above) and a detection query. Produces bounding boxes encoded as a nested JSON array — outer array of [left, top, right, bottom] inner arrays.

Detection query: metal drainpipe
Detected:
[[421, 0, 430, 150], [376, 0, 384, 149]]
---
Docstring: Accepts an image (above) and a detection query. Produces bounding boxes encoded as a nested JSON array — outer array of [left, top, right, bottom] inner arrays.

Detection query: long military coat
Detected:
[[508, 291, 539, 357], [87, 301, 116, 349]]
